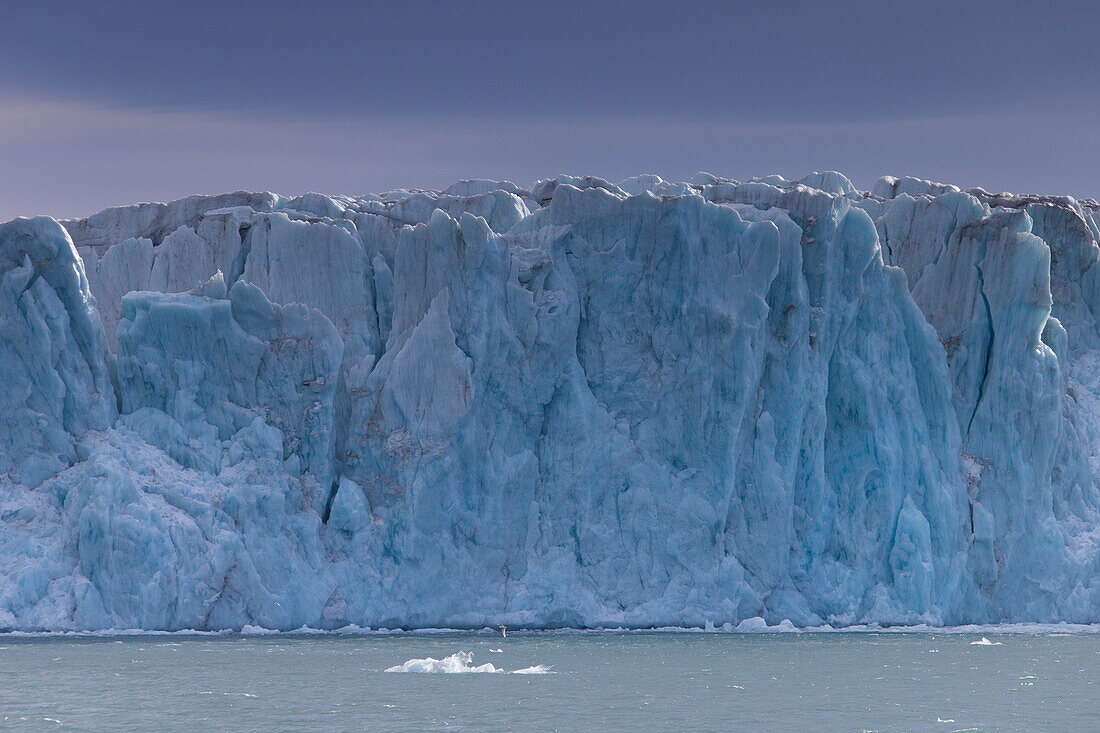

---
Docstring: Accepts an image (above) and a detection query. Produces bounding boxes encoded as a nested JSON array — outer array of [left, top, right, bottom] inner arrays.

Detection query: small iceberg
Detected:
[[386, 651, 500, 673], [385, 651, 552, 674], [489, 648, 504, 653], [970, 637, 1003, 646]]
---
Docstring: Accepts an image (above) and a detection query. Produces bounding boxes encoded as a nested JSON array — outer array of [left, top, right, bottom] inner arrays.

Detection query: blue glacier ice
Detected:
[[1, 172, 1100, 631]]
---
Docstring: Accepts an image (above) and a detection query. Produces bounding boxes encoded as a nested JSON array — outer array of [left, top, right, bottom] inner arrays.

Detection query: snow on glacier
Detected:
[[1, 172, 1100, 631]]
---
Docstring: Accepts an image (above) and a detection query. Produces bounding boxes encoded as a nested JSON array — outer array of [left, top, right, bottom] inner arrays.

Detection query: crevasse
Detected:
[[1, 172, 1099, 631]]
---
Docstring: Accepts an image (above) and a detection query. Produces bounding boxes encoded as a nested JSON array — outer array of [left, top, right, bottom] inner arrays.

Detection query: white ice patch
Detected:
[[384, 651, 551, 674], [240, 625, 279, 636], [733, 617, 801, 633], [969, 637, 1003, 646], [386, 651, 499, 673], [512, 664, 554, 674]]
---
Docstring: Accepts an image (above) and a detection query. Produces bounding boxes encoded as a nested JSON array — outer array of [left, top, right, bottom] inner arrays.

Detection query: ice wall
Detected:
[[0, 217, 115, 487], [1, 172, 1099, 631]]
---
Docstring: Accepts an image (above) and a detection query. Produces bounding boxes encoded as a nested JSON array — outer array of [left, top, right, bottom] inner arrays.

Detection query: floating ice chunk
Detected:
[[969, 637, 1003, 646], [385, 651, 501, 673], [384, 651, 551, 674]]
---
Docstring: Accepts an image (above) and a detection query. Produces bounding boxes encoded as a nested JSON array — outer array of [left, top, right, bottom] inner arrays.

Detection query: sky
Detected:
[[1, 0, 1098, 220]]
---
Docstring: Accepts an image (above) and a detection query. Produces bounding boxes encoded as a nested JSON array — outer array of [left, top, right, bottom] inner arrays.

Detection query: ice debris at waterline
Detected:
[[970, 637, 1003, 646], [384, 651, 552, 674], [386, 652, 500, 674], [2, 172, 1100, 632]]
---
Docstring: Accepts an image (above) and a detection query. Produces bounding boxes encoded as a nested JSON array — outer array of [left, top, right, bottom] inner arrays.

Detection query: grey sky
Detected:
[[1, 0, 1097, 220]]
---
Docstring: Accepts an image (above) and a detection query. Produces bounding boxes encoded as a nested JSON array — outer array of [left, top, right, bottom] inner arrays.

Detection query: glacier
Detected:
[[2, 171, 1100, 631]]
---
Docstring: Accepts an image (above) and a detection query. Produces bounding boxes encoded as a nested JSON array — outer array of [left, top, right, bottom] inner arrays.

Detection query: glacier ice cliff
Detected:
[[2, 172, 1100, 630]]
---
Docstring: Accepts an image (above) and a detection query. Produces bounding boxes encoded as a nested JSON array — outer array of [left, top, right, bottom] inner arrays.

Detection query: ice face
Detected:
[[116, 280, 344, 506], [0, 217, 115, 488], [1, 173, 1099, 631]]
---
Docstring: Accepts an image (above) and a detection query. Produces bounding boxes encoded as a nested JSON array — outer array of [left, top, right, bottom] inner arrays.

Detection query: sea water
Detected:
[[0, 631, 1097, 731]]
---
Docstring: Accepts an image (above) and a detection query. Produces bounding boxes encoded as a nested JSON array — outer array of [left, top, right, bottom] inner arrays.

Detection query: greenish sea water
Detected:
[[0, 631, 1096, 731]]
